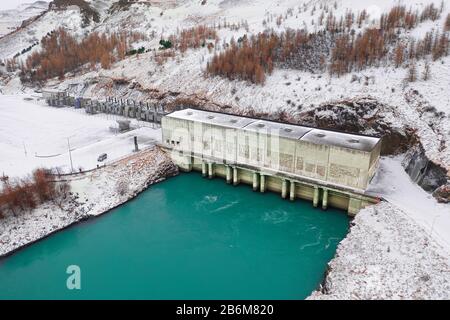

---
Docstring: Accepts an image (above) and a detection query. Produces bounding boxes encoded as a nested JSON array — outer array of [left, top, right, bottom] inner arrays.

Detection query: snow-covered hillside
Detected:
[[1, 0, 448, 181], [1, 0, 448, 173], [0, 1, 48, 38]]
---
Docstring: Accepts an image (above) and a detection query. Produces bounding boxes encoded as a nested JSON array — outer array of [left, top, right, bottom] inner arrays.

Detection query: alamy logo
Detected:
[[66, 265, 81, 290]]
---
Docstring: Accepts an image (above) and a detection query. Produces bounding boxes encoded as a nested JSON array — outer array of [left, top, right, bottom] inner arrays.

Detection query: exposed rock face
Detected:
[[297, 97, 419, 156], [50, 0, 100, 25], [108, 0, 132, 14], [433, 184, 450, 203], [403, 145, 448, 193], [295, 97, 449, 194]]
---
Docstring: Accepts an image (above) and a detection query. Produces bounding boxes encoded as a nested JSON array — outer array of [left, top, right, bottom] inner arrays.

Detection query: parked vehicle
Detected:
[[97, 153, 108, 162]]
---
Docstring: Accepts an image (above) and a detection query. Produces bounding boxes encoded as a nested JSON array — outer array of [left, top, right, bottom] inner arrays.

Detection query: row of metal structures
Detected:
[[162, 108, 382, 192], [42, 89, 169, 124]]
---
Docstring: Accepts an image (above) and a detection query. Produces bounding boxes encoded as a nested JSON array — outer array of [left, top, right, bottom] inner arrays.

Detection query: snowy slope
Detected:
[[0, 8, 85, 60], [309, 201, 450, 300], [368, 156, 450, 255], [0, 1, 48, 38], [2, 0, 448, 167]]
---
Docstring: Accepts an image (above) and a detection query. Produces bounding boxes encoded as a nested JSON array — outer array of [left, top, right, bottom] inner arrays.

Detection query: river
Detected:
[[0, 172, 349, 299]]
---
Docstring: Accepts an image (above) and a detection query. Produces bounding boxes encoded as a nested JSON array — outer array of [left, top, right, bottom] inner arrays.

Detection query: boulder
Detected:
[[433, 184, 450, 204]]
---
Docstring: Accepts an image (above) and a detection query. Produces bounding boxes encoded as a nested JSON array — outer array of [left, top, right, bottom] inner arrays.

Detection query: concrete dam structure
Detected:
[[162, 108, 382, 215], [42, 90, 169, 124]]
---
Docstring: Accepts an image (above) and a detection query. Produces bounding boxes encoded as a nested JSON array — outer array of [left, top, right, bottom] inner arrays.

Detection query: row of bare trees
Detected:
[[19, 28, 146, 82], [0, 169, 70, 218], [330, 28, 449, 76], [169, 25, 218, 53], [207, 4, 450, 84], [206, 34, 277, 84]]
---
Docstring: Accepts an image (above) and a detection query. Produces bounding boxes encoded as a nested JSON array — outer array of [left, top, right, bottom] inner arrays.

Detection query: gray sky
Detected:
[[0, 0, 50, 11]]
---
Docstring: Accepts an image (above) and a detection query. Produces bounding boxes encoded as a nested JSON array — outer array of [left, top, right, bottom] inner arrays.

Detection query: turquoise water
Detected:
[[0, 172, 349, 300]]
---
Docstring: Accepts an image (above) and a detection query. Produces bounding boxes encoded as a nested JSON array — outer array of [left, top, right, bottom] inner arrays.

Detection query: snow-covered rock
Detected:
[[309, 201, 450, 300]]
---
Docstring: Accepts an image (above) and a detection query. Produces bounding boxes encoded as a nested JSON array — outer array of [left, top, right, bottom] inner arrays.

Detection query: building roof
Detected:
[[168, 108, 254, 129], [166, 108, 381, 152], [244, 120, 312, 140], [301, 129, 380, 152]]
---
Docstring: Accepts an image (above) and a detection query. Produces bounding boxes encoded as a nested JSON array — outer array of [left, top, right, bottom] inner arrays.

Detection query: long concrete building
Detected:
[[162, 108, 382, 215]]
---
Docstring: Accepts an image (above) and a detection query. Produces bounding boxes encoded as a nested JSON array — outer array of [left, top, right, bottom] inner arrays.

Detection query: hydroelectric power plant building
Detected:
[[162, 108, 382, 215]]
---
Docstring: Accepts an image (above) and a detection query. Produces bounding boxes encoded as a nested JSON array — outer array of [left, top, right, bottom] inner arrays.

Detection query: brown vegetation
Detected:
[[445, 13, 450, 32], [406, 60, 418, 82], [20, 28, 145, 82], [169, 25, 218, 53], [0, 169, 71, 218], [154, 48, 176, 66], [207, 5, 450, 84], [206, 34, 275, 84]]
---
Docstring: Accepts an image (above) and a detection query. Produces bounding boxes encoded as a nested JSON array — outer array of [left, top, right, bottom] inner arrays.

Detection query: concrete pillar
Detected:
[[178, 156, 193, 172], [313, 186, 319, 208], [208, 162, 214, 179], [260, 174, 266, 193], [201, 161, 207, 177], [289, 181, 295, 201], [187, 156, 193, 172], [348, 197, 362, 217], [252, 172, 259, 191], [226, 166, 232, 184], [281, 179, 288, 199], [233, 167, 239, 185], [322, 189, 328, 210]]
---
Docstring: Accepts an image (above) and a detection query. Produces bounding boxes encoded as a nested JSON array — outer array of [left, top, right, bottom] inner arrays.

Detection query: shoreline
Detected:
[[308, 201, 450, 300], [0, 146, 179, 258], [0, 175, 176, 260]]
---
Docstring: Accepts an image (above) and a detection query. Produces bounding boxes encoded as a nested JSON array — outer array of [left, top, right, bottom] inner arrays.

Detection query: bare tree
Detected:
[[445, 13, 450, 32], [394, 43, 405, 67], [407, 60, 417, 82], [53, 182, 71, 210], [422, 60, 431, 80]]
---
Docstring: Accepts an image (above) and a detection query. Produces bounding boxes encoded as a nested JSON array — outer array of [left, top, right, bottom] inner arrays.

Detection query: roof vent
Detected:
[[230, 119, 238, 124], [257, 123, 265, 128], [316, 133, 326, 138], [349, 139, 360, 144], [186, 111, 193, 116], [207, 115, 215, 119], [284, 128, 293, 133]]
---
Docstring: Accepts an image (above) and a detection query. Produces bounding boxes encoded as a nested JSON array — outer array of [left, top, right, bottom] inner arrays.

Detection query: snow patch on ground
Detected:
[[368, 156, 450, 257], [310, 156, 450, 300], [309, 201, 450, 300], [0, 95, 161, 178]]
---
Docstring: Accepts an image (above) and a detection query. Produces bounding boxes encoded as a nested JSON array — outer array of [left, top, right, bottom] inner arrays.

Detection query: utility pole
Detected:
[[23, 141, 27, 157], [67, 137, 74, 173]]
